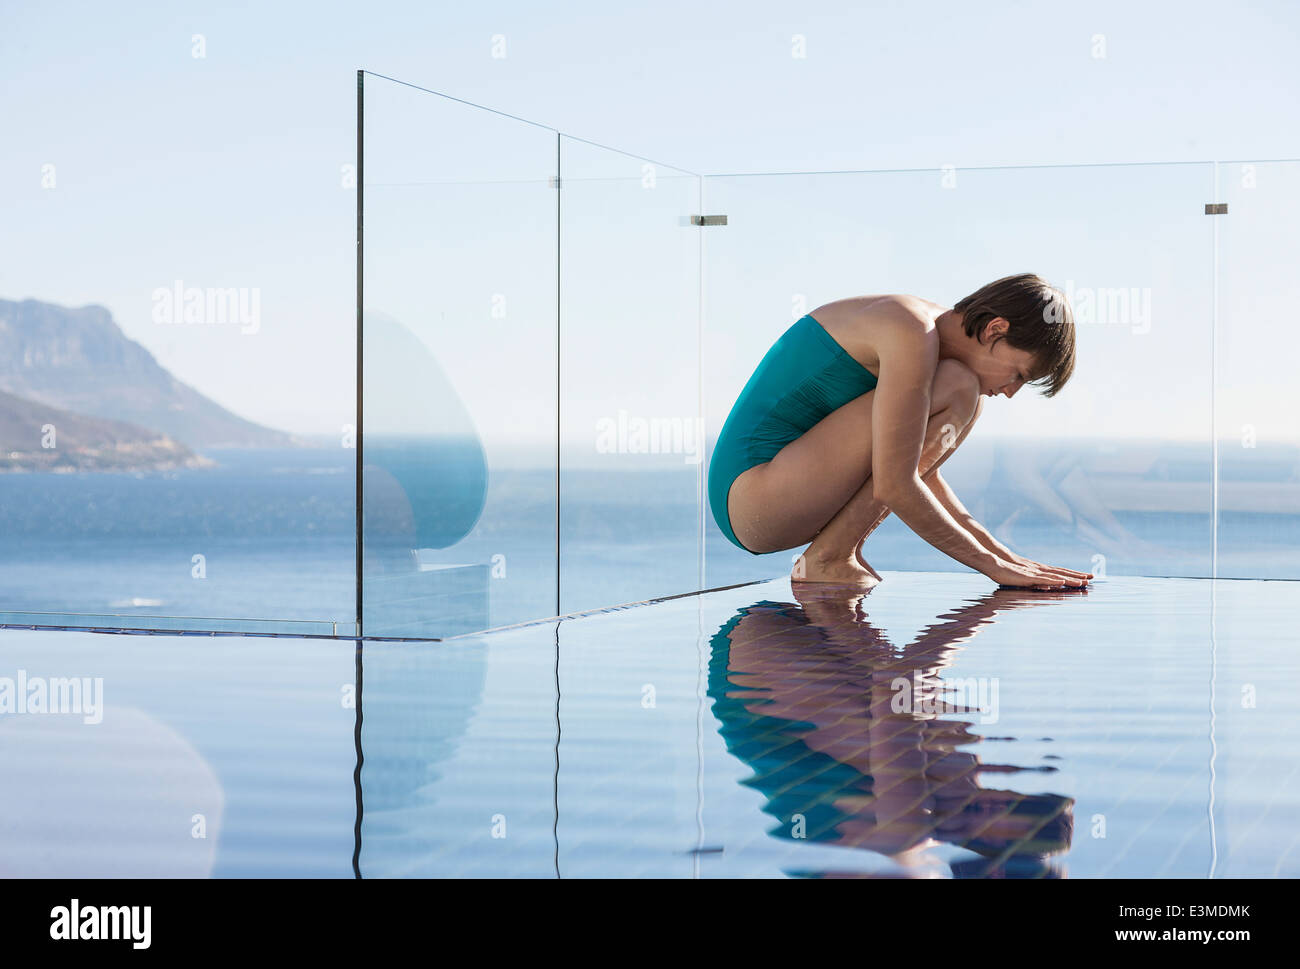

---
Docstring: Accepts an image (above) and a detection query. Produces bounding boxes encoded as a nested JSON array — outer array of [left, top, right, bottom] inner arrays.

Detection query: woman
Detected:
[[707, 273, 1091, 591]]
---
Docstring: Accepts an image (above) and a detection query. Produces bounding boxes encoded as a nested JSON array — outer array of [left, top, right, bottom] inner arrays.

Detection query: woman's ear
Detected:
[[981, 316, 1009, 345]]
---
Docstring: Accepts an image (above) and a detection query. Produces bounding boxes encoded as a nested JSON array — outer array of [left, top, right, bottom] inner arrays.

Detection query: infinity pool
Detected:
[[1, 571, 1296, 878]]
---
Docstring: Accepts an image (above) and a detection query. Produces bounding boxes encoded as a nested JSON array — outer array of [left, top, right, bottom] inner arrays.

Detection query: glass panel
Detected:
[[360, 73, 558, 637], [702, 163, 1215, 585], [0, 153, 355, 634], [558, 136, 702, 612], [1215, 160, 1300, 578]]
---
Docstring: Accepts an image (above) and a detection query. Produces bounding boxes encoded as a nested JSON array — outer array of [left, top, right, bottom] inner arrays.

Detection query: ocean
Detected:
[[0, 439, 1295, 636]]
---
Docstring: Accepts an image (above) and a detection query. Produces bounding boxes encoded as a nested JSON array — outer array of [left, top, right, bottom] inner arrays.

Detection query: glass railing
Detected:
[[5, 70, 1293, 639], [0, 68, 357, 636], [1215, 160, 1300, 579], [359, 72, 559, 639], [557, 134, 703, 615]]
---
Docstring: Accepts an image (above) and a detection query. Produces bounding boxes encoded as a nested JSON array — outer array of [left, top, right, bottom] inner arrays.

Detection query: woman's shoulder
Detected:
[[885, 293, 945, 322], [810, 294, 942, 359], [812, 293, 941, 326]]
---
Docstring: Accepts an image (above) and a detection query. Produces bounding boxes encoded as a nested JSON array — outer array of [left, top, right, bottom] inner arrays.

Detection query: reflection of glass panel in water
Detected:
[[356, 630, 560, 877], [362, 311, 489, 637], [357, 642, 484, 875]]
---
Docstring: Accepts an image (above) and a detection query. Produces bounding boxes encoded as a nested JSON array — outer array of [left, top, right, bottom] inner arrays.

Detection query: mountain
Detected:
[[0, 387, 214, 472], [0, 298, 299, 449]]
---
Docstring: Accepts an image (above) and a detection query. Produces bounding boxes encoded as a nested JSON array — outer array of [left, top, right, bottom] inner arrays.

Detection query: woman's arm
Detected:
[[922, 467, 1016, 559], [924, 467, 1093, 582], [867, 308, 1007, 573], [868, 303, 1083, 589]]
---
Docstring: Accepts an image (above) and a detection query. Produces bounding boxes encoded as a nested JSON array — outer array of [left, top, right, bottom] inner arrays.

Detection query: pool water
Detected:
[[1, 571, 1296, 878]]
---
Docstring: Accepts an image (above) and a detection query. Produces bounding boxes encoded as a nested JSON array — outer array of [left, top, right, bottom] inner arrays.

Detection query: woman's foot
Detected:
[[854, 547, 883, 581], [792, 552, 881, 589]]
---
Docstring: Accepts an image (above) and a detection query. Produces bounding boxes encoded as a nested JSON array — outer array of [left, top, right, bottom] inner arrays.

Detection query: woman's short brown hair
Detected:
[[953, 273, 1076, 397]]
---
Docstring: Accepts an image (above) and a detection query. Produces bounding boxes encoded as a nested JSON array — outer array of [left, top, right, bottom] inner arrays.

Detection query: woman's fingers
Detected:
[[1026, 560, 1092, 581], [988, 559, 1089, 590], [1031, 567, 1085, 587]]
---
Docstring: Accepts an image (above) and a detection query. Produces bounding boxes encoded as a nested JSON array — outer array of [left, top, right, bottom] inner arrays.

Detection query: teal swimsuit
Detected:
[[708, 314, 879, 554]]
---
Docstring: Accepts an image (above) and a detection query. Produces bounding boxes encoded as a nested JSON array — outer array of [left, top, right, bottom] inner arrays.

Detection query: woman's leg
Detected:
[[804, 390, 985, 584], [726, 358, 982, 583]]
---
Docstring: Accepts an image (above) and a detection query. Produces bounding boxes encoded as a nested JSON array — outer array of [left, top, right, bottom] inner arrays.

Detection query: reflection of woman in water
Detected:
[[707, 584, 1079, 877]]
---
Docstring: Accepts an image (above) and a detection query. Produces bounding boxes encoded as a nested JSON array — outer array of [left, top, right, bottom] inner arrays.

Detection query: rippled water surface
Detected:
[[1, 572, 1295, 877]]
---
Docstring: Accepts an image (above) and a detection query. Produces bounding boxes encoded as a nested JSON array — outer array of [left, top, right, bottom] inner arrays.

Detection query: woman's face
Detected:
[[972, 318, 1039, 398]]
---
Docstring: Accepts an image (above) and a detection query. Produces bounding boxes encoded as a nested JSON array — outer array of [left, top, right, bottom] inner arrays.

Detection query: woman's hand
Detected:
[[1005, 554, 1093, 584], [980, 557, 1089, 590]]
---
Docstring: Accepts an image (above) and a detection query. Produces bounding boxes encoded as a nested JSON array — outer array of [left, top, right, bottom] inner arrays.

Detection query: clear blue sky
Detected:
[[3, 0, 1296, 442]]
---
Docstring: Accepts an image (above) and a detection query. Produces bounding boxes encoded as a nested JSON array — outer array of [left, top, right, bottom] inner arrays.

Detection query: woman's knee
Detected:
[[931, 358, 980, 423]]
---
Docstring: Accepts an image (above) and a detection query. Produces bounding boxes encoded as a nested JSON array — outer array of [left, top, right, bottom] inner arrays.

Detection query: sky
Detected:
[[2, 0, 1297, 445]]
